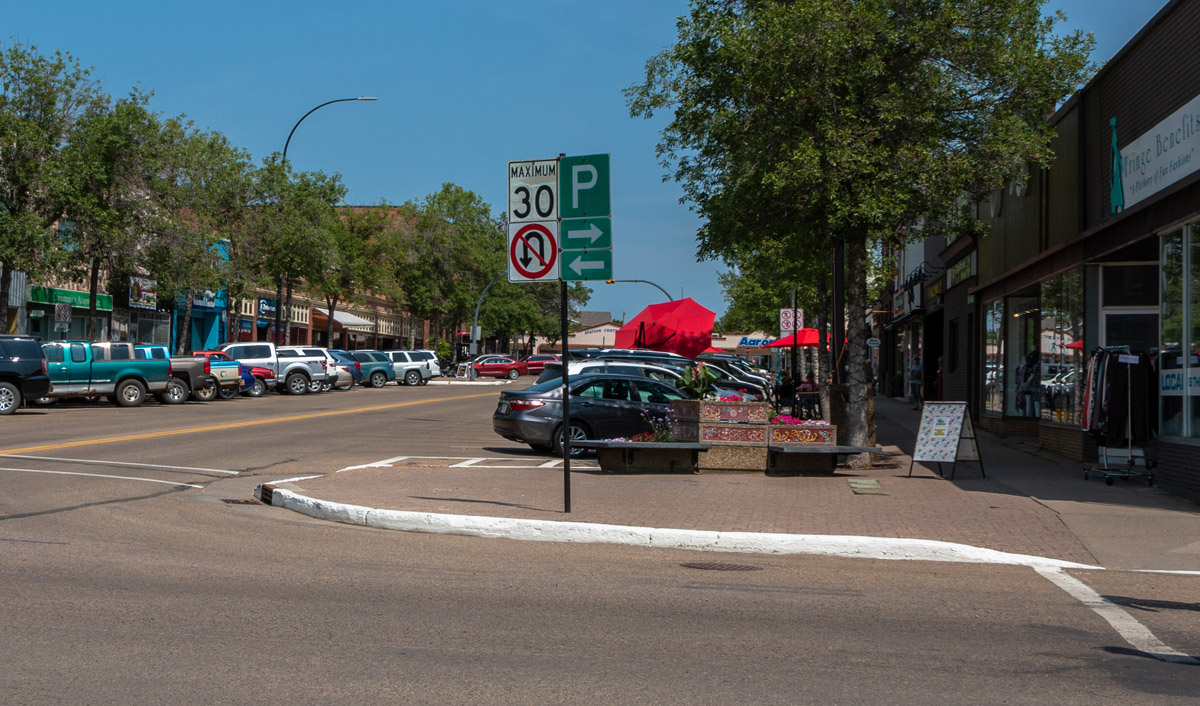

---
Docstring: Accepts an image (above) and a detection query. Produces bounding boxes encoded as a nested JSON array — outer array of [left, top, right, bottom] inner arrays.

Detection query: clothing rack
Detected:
[[1081, 346, 1155, 486]]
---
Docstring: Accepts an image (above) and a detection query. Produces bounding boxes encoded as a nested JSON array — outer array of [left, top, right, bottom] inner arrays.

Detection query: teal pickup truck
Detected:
[[41, 341, 171, 407]]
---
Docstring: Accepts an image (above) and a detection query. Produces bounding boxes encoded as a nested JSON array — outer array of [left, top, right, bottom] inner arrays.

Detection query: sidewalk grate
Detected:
[[680, 562, 763, 572], [221, 498, 261, 505]]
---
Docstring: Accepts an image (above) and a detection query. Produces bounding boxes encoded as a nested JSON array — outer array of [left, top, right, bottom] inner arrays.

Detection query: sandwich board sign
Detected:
[[908, 401, 984, 480]]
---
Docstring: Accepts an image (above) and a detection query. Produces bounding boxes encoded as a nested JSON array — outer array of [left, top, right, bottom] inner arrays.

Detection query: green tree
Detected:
[[0, 42, 106, 333], [249, 155, 345, 343], [628, 0, 1093, 454], [312, 204, 392, 345], [60, 90, 165, 340]]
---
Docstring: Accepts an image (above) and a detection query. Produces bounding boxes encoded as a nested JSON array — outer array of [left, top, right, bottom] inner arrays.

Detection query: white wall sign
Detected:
[[1115, 93, 1200, 210]]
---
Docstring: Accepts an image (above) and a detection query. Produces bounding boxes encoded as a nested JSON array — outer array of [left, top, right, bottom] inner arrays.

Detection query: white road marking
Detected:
[[335, 455, 596, 472], [0, 454, 237, 474], [0, 467, 202, 489], [1035, 567, 1200, 665]]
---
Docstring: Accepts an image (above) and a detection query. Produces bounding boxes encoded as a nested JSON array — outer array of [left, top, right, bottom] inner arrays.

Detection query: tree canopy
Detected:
[[628, 0, 1094, 448]]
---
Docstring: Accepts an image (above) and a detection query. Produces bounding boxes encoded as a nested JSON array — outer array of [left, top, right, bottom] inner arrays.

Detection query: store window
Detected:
[[1040, 269, 1084, 424], [1160, 225, 1199, 439], [984, 301, 1004, 415], [1008, 296, 1040, 418]]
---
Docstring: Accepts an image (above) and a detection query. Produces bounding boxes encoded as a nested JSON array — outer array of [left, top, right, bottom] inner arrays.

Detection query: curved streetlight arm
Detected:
[[468, 274, 504, 380], [282, 96, 378, 160], [604, 278, 673, 301]]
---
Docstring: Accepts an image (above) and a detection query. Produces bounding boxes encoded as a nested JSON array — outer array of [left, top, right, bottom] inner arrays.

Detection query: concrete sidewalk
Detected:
[[251, 396, 1200, 572]]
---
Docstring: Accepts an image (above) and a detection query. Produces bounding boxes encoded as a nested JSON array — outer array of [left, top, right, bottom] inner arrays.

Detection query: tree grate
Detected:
[[680, 562, 763, 572]]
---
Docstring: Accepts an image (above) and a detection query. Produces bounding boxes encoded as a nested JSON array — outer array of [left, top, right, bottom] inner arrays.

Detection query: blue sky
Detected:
[[6, 0, 1167, 329]]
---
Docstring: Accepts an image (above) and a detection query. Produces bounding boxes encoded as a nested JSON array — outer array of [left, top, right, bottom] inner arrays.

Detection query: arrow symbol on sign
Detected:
[[567, 255, 604, 277], [566, 222, 604, 244], [519, 233, 546, 268]]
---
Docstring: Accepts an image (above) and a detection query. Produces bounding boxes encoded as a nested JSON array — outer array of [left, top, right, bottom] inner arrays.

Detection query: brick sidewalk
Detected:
[[292, 452, 1098, 565]]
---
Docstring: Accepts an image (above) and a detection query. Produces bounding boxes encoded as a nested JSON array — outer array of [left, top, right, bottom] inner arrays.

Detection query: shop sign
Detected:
[[129, 277, 157, 310], [948, 257, 972, 287], [257, 298, 276, 327], [1160, 370, 1200, 396], [739, 336, 776, 347], [1111, 92, 1200, 213], [29, 286, 113, 311]]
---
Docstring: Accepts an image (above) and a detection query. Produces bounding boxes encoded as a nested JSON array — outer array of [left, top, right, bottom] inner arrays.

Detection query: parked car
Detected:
[[0, 334, 51, 415], [134, 345, 219, 403], [40, 341, 170, 407], [348, 350, 396, 388], [219, 342, 330, 395], [492, 372, 692, 455], [329, 349, 362, 389], [521, 353, 560, 374], [406, 349, 442, 377], [472, 355, 528, 380], [279, 346, 343, 393], [193, 350, 276, 398], [384, 350, 433, 386]]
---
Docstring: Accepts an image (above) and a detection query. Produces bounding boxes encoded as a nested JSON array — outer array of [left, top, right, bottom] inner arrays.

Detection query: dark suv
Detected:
[[0, 334, 51, 415]]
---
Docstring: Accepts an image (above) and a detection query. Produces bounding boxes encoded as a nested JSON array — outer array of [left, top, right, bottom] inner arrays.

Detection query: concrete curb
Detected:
[[258, 485, 1101, 571]]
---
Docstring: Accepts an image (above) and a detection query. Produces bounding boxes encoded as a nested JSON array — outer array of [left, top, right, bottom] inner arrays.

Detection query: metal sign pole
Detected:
[[560, 278, 571, 513]]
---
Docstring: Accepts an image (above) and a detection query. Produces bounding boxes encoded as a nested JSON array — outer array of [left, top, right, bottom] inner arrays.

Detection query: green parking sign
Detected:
[[558, 154, 610, 219]]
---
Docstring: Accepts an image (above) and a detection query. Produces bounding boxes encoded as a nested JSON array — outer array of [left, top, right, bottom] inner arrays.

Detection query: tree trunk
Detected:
[[845, 233, 872, 468], [0, 267, 11, 334], [273, 277, 284, 345], [86, 257, 102, 341], [324, 294, 338, 346], [815, 269, 831, 421], [177, 291, 194, 355], [284, 278, 294, 346]]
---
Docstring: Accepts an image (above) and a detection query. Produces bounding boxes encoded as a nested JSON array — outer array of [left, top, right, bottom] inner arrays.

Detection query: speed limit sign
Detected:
[[508, 159, 558, 223]]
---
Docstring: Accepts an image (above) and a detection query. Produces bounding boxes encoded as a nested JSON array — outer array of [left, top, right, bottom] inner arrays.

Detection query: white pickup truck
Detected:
[[218, 341, 331, 395]]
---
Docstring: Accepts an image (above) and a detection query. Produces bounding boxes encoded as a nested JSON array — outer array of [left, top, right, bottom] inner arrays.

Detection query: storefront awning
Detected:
[[313, 307, 374, 332]]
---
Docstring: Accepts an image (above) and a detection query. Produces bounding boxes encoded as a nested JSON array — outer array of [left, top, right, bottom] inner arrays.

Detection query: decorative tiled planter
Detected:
[[768, 425, 837, 447]]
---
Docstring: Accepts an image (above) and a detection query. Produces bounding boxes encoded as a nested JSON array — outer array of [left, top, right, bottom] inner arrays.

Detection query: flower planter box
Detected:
[[574, 441, 709, 474], [768, 425, 837, 447], [671, 399, 771, 424], [670, 420, 768, 445]]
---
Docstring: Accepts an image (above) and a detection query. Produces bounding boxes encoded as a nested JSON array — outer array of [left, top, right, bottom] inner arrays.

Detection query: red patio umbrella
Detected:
[[764, 328, 821, 347], [613, 298, 717, 359]]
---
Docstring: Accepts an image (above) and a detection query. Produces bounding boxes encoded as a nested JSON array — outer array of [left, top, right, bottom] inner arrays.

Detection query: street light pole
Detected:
[[272, 97, 377, 345], [603, 278, 673, 301]]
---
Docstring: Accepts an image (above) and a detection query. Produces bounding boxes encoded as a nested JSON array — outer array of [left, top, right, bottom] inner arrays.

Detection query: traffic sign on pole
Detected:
[[508, 221, 560, 282], [559, 217, 611, 250], [560, 249, 612, 281], [508, 159, 559, 224], [558, 154, 610, 219]]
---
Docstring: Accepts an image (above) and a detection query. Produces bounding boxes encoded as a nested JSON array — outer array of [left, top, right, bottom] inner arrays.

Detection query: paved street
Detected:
[[1, 382, 1198, 704]]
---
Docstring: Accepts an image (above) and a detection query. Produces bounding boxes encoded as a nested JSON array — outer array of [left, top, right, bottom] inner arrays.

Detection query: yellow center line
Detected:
[[0, 391, 500, 455]]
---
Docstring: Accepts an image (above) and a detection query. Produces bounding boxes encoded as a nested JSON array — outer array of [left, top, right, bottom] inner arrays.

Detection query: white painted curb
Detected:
[[261, 486, 1100, 570]]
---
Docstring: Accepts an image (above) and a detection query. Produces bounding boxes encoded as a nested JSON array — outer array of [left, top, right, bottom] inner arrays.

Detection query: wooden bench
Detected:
[[574, 440, 711, 474]]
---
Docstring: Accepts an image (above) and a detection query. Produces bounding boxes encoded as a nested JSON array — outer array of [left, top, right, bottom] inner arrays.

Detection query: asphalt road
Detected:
[[1, 382, 1197, 704]]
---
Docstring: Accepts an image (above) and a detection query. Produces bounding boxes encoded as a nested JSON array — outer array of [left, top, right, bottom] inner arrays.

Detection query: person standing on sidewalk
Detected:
[[909, 354, 924, 410]]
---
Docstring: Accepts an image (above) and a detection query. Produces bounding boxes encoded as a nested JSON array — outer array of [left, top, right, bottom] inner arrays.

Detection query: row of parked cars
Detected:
[[492, 348, 775, 456], [0, 333, 442, 413]]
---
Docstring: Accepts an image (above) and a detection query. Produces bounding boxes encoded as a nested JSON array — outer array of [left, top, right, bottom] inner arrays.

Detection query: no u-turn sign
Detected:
[[508, 221, 559, 282]]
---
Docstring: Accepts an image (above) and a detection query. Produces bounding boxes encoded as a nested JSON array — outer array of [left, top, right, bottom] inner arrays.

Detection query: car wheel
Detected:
[[336, 382, 354, 391], [159, 379, 188, 405], [507, 368, 521, 380], [30, 396, 58, 406], [0, 381, 21, 415], [114, 379, 147, 407], [285, 372, 308, 395], [418, 376, 428, 386], [244, 378, 267, 398], [553, 421, 591, 457], [369, 371, 387, 388], [404, 370, 420, 386], [320, 381, 333, 393], [218, 385, 239, 400], [193, 382, 218, 402], [307, 377, 323, 394]]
